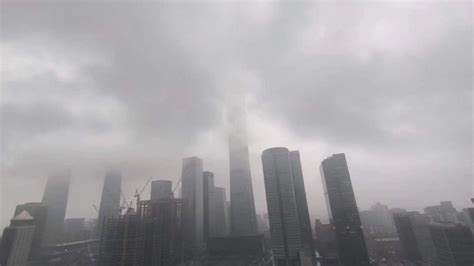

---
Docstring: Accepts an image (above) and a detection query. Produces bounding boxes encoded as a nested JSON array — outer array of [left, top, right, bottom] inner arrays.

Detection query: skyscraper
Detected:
[[320, 153, 369, 265], [393, 211, 437, 265], [289, 150, 316, 260], [203, 171, 216, 240], [181, 157, 205, 255], [214, 187, 228, 237], [151, 180, 173, 200], [42, 173, 71, 246], [228, 106, 258, 236], [262, 147, 303, 265], [97, 171, 122, 237], [14, 202, 48, 258], [430, 223, 473, 265], [0, 211, 36, 266]]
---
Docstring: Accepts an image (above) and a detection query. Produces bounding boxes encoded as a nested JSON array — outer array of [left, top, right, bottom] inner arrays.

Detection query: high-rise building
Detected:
[[393, 211, 437, 265], [42, 173, 71, 246], [181, 157, 205, 255], [214, 187, 228, 237], [429, 223, 473, 265], [320, 153, 369, 265], [97, 171, 122, 238], [314, 219, 338, 261], [424, 201, 460, 223], [228, 107, 258, 236], [0, 211, 36, 266], [203, 171, 216, 240], [14, 202, 48, 258], [262, 147, 304, 265], [99, 211, 145, 266], [289, 150, 316, 259], [151, 180, 173, 201], [64, 218, 88, 242], [462, 207, 474, 233]]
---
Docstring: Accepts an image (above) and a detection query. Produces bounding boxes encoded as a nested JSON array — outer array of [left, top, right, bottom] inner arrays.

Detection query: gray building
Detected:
[[14, 202, 48, 258], [214, 187, 228, 237], [430, 223, 473, 265], [320, 153, 369, 265], [228, 107, 258, 236], [181, 157, 205, 255], [203, 171, 216, 240], [151, 180, 173, 201], [97, 171, 122, 237], [0, 211, 36, 266], [262, 147, 304, 265], [289, 150, 316, 260], [64, 218, 88, 242], [42, 173, 71, 246]]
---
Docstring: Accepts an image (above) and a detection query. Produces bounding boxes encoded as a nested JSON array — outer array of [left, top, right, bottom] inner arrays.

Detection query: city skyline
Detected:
[[1, 0, 472, 235]]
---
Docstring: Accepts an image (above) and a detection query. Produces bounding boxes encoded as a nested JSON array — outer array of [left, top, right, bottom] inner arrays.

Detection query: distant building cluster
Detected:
[[1, 110, 473, 266]]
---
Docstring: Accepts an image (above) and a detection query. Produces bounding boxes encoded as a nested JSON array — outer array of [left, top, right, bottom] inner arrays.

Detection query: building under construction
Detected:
[[98, 198, 183, 266]]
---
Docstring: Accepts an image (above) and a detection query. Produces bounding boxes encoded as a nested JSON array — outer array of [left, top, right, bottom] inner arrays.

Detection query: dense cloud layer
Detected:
[[1, 1, 472, 229]]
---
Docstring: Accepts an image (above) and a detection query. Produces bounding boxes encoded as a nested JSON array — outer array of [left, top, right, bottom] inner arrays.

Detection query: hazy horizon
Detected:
[[1, 1, 473, 230]]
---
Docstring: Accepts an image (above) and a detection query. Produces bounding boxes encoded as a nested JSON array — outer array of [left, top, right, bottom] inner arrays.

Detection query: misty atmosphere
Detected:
[[0, 1, 472, 266]]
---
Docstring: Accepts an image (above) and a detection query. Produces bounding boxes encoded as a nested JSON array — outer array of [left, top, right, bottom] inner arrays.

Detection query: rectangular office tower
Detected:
[[214, 187, 228, 237], [181, 157, 205, 255], [289, 151, 316, 260], [203, 171, 216, 240], [262, 147, 304, 265], [151, 180, 173, 200], [228, 107, 258, 236], [429, 223, 473, 265], [14, 202, 48, 258], [320, 154, 369, 265], [42, 173, 70, 246], [97, 171, 122, 237], [0, 211, 36, 266]]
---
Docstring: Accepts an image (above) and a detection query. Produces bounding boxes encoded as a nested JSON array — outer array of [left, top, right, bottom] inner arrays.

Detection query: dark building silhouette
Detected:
[[261, 147, 304, 265], [99, 198, 183, 266], [228, 106, 258, 236], [214, 187, 228, 237], [289, 150, 316, 260], [430, 223, 473, 265], [150, 180, 173, 201], [97, 171, 122, 237], [14, 202, 48, 258], [0, 211, 36, 266], [314, 219, 338, 262], [206, 235, 268, 265], [181, 157, 205, 255], [320, 153, 369, 265], [64, 218, 88, 243], [203, 171, 216, 240], [42, 173, 71, 246], [99, 211, 145, 266], [393, 211, 437, 265]]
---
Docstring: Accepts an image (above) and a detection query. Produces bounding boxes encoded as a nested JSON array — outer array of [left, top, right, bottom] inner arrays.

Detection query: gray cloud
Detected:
[[1, 1, 472, 229]]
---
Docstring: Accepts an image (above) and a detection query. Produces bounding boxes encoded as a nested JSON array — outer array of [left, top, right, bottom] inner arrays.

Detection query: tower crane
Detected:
[[134, 176, 153, 210]]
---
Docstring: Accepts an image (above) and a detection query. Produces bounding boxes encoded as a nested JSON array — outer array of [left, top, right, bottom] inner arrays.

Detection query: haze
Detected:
[[1, 1, 472, 230]]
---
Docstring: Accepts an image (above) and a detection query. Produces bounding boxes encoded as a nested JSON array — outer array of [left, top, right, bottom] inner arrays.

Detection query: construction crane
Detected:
[[172, 176, 182, 195], [134, 176, 153, 210], [92, 204, 99, 213]]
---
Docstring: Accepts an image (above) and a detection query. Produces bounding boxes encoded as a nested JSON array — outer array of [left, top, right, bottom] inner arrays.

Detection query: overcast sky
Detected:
[[1, 1, 472, 230]]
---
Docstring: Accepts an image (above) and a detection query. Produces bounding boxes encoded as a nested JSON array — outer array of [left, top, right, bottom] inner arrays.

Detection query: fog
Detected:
[[1, 1, 472, 229]]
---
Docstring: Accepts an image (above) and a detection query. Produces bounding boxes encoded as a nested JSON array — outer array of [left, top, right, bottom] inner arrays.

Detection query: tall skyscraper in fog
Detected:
[[214, 187, 228, 237], [97, 171, 122, 237], [289, 150, 316, 260], [228, 106, 258, 236], [14, 202, 48, 257], [151, 180, 173, 200], [0, 211, 36, 266], [181, 157, 204, 254], [203, 171, 216, 240], [42, 173, 70, 246], [262, 147, 303, 265], [320, 154, 369, 265]]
